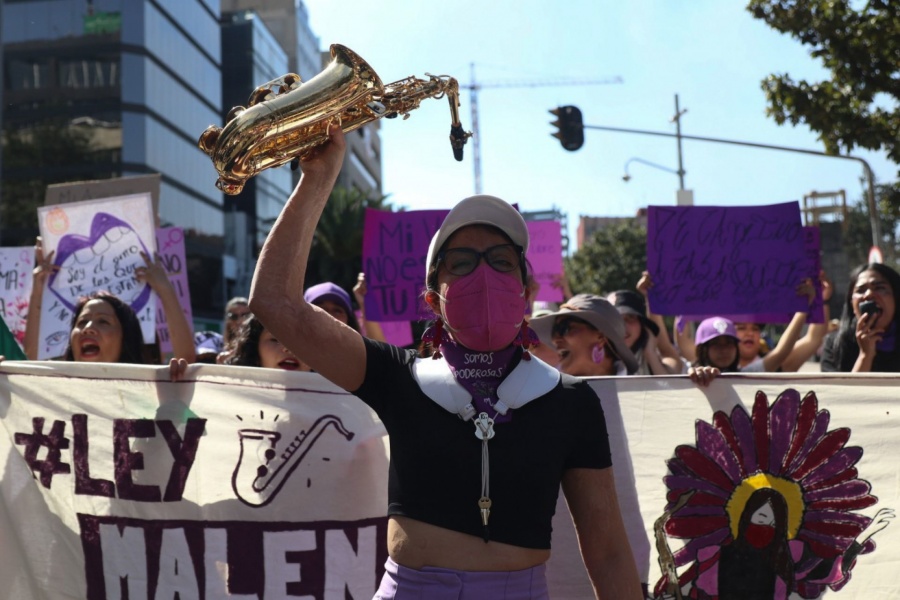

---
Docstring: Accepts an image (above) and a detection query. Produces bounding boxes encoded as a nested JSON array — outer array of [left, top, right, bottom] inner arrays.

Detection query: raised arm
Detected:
[[637, 271, 682, 374], [249, 125, 367, 391], [136, 251, 196, 363], [761, 279, 816, 372], [562, 467, 642, 600], [23, 237, 59, 360], [352, 272, 387, 343], [781, 271, 833, 372]]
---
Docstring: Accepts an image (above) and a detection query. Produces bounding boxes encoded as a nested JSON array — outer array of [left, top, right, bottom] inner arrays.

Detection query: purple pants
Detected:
[[374, 557, 550, 600]]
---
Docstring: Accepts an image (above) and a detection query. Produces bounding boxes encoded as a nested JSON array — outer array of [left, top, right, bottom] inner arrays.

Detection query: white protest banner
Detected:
[[0, 363, 389, 599], [154, 227, 193, 354], [3, 365, 898, 599], [548, 374, 900, 600], [36, 194, 157, 359], [0, 247, 34, 349]]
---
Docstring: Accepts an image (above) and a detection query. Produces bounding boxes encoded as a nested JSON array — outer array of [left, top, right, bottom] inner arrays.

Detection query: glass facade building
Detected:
[[1, 0, 227, 318], [220, 10, 292, 293]]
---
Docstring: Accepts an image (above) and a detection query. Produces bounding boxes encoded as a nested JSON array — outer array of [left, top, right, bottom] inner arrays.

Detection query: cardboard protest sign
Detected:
[[154, 227, 193, 354], [45, 174, 161, 224], [36, 194, 157, 359], [0, 246, 33, 350], [647, 202, 808, 316], [362, 208, 448, 321], [525, 221, 564, 303]]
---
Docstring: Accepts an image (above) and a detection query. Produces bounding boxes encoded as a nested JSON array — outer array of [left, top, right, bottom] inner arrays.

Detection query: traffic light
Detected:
[[549, 105, 584, 151]]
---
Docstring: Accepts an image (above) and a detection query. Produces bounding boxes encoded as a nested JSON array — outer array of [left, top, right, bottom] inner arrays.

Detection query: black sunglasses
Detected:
[[226, 311, 250, 321], [437, 244, 523, 277], [551, 317, 595, 338]]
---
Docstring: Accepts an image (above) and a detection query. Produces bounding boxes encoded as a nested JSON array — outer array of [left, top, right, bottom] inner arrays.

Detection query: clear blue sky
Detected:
[[303, 0, 896, 249]]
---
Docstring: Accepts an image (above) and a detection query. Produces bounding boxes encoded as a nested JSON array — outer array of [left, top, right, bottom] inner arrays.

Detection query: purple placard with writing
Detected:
[[154, 227, 193, 353], [362, 208, 448, 321], [678, 226, 824, 324], [647, 202, 807, 315], [526, 221, 564, 303]]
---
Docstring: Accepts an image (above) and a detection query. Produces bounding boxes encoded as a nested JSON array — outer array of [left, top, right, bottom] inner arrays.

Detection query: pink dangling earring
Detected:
[[422, 318, 445, 359], [591, 343, 605, 364]]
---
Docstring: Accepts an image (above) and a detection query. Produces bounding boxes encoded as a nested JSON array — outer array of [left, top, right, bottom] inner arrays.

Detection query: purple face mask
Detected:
[[441, 263, 526, 352]]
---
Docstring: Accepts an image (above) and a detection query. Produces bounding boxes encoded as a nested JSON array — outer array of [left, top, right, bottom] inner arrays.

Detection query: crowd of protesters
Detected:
[[3, 127, 899, 599]]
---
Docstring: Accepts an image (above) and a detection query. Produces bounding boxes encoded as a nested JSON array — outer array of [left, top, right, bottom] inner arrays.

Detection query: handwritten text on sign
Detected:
[[362, 208, 448, 322], [154, 227, 193, 353], [36, 194, 157, 359], [646, 202, 808, 315], [678, 226, 824, 324]]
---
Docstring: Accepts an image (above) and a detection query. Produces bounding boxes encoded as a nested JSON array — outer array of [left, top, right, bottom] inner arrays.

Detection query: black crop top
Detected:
[[351, 338, 612, 549]]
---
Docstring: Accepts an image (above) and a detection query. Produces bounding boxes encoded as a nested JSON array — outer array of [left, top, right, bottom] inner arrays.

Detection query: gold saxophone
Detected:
[[198, 44, 472, 194]]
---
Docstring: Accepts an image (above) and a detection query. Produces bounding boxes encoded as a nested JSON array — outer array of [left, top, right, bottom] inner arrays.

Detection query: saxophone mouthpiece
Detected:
[[450, 123, 470, 162]]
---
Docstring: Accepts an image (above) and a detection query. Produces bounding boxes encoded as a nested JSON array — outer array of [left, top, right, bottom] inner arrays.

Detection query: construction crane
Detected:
[[462, 63, 623, 194]]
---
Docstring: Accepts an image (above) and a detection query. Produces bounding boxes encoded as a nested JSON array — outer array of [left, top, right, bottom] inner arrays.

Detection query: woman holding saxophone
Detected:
[[249, 125, 640, 599]]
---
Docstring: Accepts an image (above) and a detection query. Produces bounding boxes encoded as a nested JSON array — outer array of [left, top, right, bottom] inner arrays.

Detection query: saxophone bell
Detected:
[[198, 44, 471, 194]]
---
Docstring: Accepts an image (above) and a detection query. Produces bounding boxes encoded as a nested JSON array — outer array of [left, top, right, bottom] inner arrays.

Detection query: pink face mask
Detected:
[[440, 263, 527, 352]]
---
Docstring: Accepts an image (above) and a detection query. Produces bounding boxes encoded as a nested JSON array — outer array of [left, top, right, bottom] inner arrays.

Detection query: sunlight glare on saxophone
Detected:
[[198, 44, 472, 195]]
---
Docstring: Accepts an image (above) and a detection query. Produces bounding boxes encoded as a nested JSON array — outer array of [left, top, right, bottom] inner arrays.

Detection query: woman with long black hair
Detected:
[[822, 262, 900, 372]]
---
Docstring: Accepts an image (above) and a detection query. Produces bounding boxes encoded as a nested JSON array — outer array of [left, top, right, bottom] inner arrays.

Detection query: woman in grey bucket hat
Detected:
[[530, 294, 639, 376]]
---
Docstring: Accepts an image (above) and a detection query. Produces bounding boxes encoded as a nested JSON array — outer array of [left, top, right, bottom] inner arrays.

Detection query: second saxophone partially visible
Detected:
[[198, 44, 472, 195]]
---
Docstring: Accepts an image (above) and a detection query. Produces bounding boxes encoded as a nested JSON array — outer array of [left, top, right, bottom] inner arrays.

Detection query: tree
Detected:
[[566, 219, 647, 296], [1, 118, 108, 245], [842, 181, 900, 267], [305, 186, 395, 299], [746, 1, 900, 176]]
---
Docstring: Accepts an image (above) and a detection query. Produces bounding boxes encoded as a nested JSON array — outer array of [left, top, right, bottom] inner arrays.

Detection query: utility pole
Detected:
[[580, 120, 883, 253], [464, 64, 622, 194], [672, 94, 687, 190]]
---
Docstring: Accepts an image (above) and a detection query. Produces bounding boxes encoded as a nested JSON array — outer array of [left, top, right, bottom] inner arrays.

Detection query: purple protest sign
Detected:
[[362, 208, 448, 321], [525, 221, 564, 303], [378, 320, 414, 347], [678, 226, 824, 325], [155, 227, 193, 353], [647, 202, 807, 315]]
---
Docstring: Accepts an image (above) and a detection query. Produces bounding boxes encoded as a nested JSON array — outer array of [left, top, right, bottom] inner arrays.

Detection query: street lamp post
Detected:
[[622, 157, 679, 182]]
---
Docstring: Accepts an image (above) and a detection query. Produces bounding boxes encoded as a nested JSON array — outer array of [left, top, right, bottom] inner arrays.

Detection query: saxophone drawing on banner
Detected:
[[198, 44, 472, 194], [232, 414, 355, 507]]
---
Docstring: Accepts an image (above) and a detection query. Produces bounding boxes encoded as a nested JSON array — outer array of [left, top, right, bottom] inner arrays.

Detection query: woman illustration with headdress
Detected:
[[654, 390, 894, 600], [681, 484, 892, 600]]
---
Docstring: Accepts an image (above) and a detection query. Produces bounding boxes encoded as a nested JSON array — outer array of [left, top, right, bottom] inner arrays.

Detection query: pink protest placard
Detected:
[[647, 202, 808, 316], [155, 227, 193, 353], [525, 221, 564, 303], [377, 320, 414, 347], [362, 208, 448, 322]]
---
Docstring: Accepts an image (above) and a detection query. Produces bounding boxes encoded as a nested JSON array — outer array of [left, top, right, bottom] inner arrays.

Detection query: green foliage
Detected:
[[1, 119, 101, 244], [746, 0, 900, 175], [305, 186, 395, 297], [566, 220, 647, 296], [842, 182, 900, 267]]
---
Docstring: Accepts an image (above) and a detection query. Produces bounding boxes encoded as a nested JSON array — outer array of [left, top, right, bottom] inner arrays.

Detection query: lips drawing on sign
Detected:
[[48, 213, 153, 313]]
